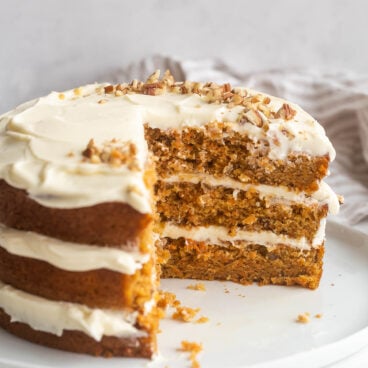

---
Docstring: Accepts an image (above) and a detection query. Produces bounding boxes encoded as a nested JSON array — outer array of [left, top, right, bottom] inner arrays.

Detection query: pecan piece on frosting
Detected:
[[276, 103, 297, 120], [243, 108, 263, 127], [82, 139, 139, 170]]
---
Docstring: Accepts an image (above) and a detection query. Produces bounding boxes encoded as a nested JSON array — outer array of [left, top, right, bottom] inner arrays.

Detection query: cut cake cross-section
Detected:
[[0, 70, 340, 357]]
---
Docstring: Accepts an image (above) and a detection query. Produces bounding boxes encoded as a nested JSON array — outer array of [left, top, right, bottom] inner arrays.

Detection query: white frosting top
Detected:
[[242, 89, 336, 161], [0, 85, 151, 212], [0, 223, 149, 274], [0, 84, 335, 212], [0, 280, 145, 341], [162, 219, 326, 250]]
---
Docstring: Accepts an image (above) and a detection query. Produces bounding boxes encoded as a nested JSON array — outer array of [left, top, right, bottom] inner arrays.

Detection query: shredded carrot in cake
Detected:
[[178, 340, 203, 368], [186, 283, 206, 291]]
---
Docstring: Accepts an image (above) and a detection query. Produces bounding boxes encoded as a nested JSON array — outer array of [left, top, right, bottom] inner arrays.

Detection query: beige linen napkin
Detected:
[[110, 55, 368, 225]]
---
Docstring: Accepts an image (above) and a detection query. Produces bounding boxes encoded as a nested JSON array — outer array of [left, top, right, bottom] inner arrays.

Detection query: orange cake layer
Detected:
[[159, 238, 324, 289], [156, 181, 328, 241], [0, 247, 154, 310], [146, 125, 329, 192], [0, 180, 152, 249]]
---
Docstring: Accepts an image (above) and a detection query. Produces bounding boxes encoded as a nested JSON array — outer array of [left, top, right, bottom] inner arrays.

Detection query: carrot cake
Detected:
[[0, 70, 340, 357]]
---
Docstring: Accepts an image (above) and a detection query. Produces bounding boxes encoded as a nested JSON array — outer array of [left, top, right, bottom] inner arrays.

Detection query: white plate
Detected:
[[0, 221, 367, 368]]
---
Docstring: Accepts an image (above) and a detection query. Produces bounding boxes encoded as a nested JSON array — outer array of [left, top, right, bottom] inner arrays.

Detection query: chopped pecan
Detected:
[[276, 103, 297, 120]]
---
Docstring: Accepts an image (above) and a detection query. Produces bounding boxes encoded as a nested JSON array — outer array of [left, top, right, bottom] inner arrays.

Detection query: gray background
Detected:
[[0, 0, 367, 113]]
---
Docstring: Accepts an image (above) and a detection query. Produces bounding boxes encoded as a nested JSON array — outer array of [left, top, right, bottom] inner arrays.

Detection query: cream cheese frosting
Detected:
[[0, 83, 335, 212], [0, 223, 149, 274], [161, 219, 326, 250], [0, 280, 146, 341]]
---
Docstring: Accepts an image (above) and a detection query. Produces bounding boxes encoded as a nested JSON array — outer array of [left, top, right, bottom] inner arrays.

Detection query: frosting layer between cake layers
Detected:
[[0, 224, 149, 274], [161, 219, 326, 251], [0, 281, 148, 341]]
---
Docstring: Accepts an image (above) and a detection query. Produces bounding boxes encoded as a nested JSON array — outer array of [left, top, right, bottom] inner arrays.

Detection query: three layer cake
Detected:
[[0, 70, 340, 357]]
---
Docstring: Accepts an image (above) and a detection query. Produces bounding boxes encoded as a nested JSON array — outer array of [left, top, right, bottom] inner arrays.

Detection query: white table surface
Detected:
[[0, 0, 367, 366]]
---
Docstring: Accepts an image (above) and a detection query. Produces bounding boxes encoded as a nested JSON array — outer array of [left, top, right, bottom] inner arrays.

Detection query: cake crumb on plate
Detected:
[[195, 316, 209, 324], [186, 283, 206, 291], [296, 313, 310, 323], [178, 340, 203, 368], [157, 291, 180, 309], [172, 306, 200, 322]]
